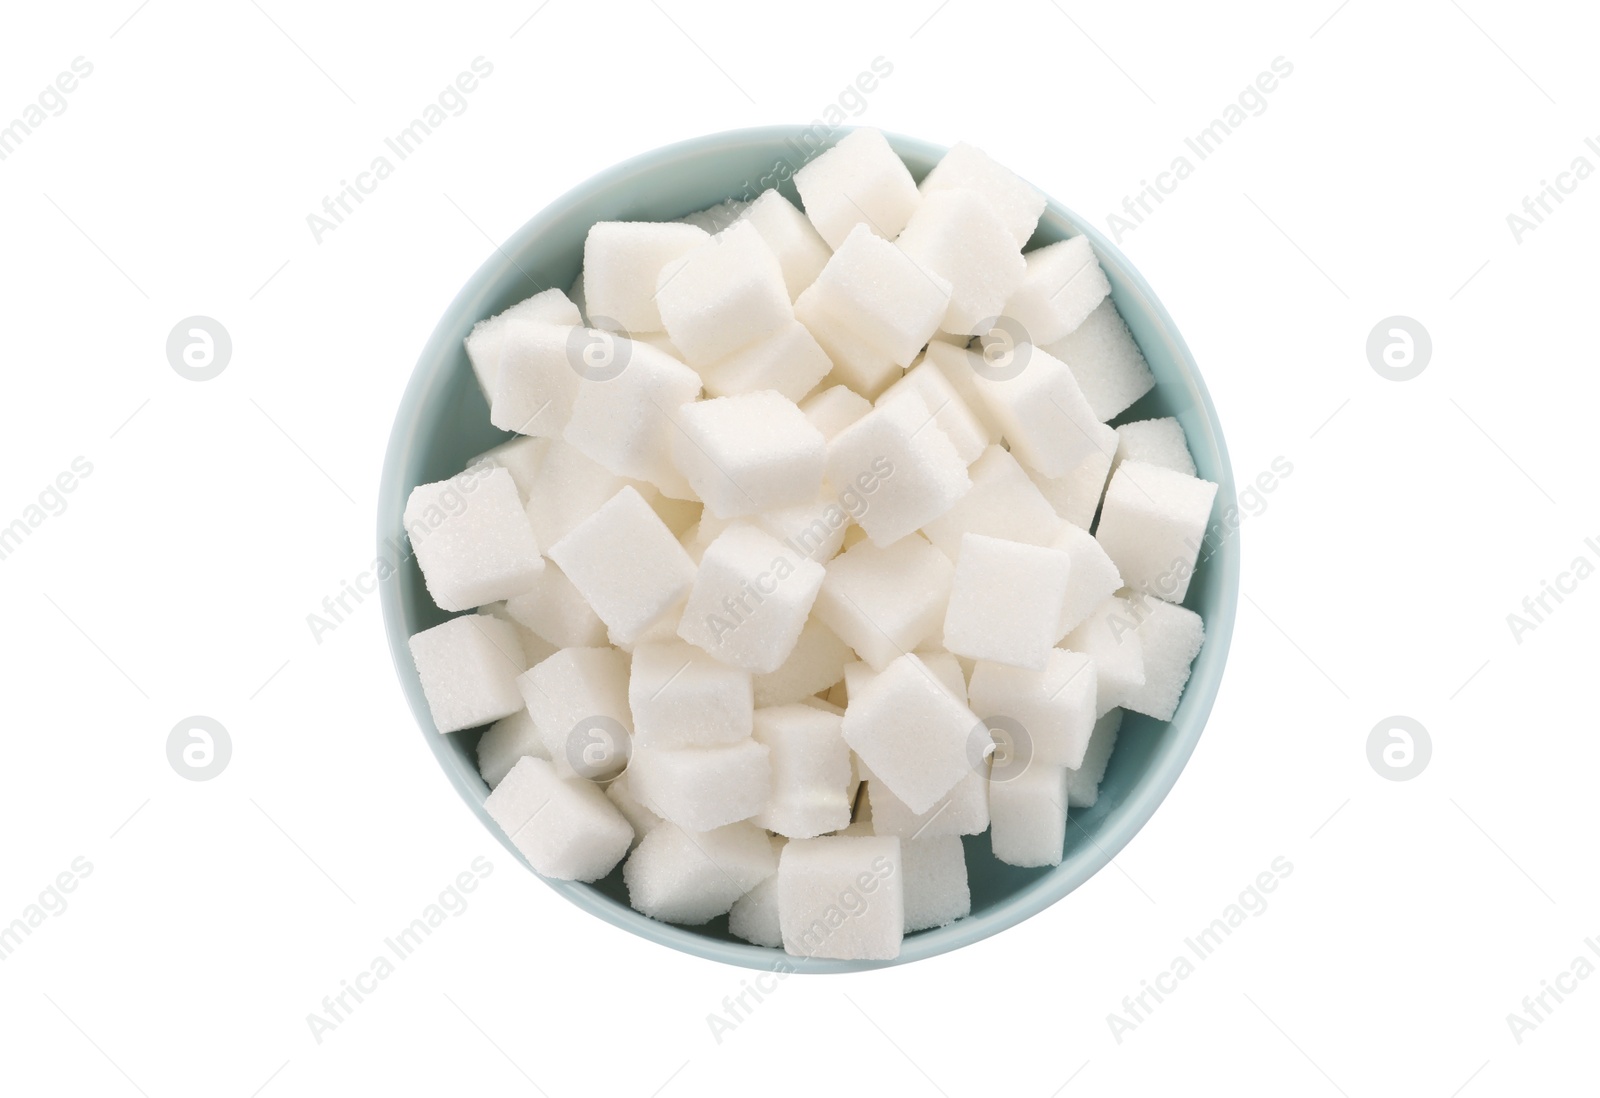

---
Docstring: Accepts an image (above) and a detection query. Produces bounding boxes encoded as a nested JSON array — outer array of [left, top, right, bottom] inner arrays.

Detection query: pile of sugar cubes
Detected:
[[405, 130, 1216, 961]]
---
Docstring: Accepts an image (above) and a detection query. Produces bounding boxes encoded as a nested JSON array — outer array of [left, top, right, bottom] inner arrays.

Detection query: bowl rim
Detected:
[[378, 124, 1240, 973]]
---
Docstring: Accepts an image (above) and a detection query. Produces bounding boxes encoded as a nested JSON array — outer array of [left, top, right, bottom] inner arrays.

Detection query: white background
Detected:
[[1, 1, 1595, 1095]]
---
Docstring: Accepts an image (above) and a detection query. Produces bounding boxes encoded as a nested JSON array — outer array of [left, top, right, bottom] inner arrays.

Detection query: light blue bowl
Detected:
[[378, 126, 1238, 972]]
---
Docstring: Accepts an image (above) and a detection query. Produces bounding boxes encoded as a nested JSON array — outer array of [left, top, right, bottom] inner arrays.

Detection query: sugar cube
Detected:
[[728, 849, 786, 947], [629, 739, 772, 831], [670, 391, 826, 519], [967, 343, 1103, 478], [920, 445, 1064, 560], [1045, 298, 1155, 422], [752, 704, 853, 839], [896, 188, 1026, 336], [548, 486, 697, 646], [517, 646, 633, 780], [520, 438, 637, 549], [1120, 596, 1205, 721], [1114, 416, 1196, 477], [801, 385, 873, 439], [793, 128, 919, 249], [1066, 709, 1122, 809], [489, 321, 585, 438], [876, 355, 991, 465], [796, 224, 951, 368], [1061, 597, 1147, 716], [698, 320, 832, 403], [920, 342, 1004, 444], [778, 836, 904, 960], [486, 757, 634, 881], [677, 523, 825, 674], [918, 142, 1047, 246], [464, 288, 583, 398], [1051, 523, 1124, 636], [624, 820, 778, 924], [477, 708, 550, 788], [628, 640, 753, 748], [562, 341, 702, 498], [736, 189, 832, 299], [1002, 236, 1111, 346], [755, 490, 851, 563], [753, 618, 853, 707], [825, 391, 971, 546], [794, 288, 901, 398], [1094, 461, 1217, 603], [1025, 420, 1119, 530], [968, 648, 1097, 769], [842, 653, 979, 814], [989, 763, 1069, 868], [815, 535, 954, 670], [868, 768, 989, 839], [503, 560, 608, 648], [901, 834, 971, 932], [656, 221, 793, 366], [404, 466, 543, 611], [605, 770, 663, 845], [582, 221, 708, 333], [409, 614, 528, 733], [944, 533, 1072, 671], [468, 436, 547, 499]]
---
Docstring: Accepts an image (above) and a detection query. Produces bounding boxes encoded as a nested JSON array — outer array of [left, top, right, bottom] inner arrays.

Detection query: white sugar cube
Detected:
[[517, 646, 632, 780], [1061, 597, 1147, 716], [778, 835, 904, 960], [582, 221, 708, 333], [677, 523, 825, 674], [404, 466, 543, 611], [1120, 596, 1205, 721], [486, 757, 633, 881], [825, 391, 971, 546], [752, 704, 853, 838], [794, 288, 901, 398], [968, 648, 1097, 769], [755, 490, 851, 563], [1066, 709, 1122, 809], [656, 221, 793, 366], [796, 224, 951, 368], [490, 321, 582, 437], [989, 763, 1069, 868], [624, 820, 778, 924], [901, 834, 971, 932], [1051, 523, 1124, 636], [562, 341, 702, 498], [897, 188, 1026, 336], [629, 739, 772, 831], [520, 437, 637, 549], [1114, 417, 1196, 477], [753, 618, 853, 707], [916, 650, 969, 700], [1025, 420, 1118, 530], [468, 436, 547, 499], [477, 708, 550, 788], [793, 128, 919, 249], [801, 385, 873, 439], [1045, 298, 1156, 422], [605, 770, 663, 845], [548, 486, 697, 646], [968, 344, 1103, 478], [464, 288, 582, 398], [736, 189, 832, 299], [1095, 461, 1218, 603], [921, 342, 1004, 443], [918, 141, 1047, 246], [944, 533, 1072, 671], [920, 445, 1064, 560], [868, 768, 989, 839], [728, 853, 785, 947], [670, 391, 826, 519], [679, 196, 750, 234], [1002, 236, 1111, 346], [614, 596, 685, 652], [815, 535, 954, 671], [409, 614, 528, 733], [698, 320, 832, 403], [628, 640, 753, 748], [842, 653, 978, 814], [876, 355, 991, 465], [503, 560, 608, 648]]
